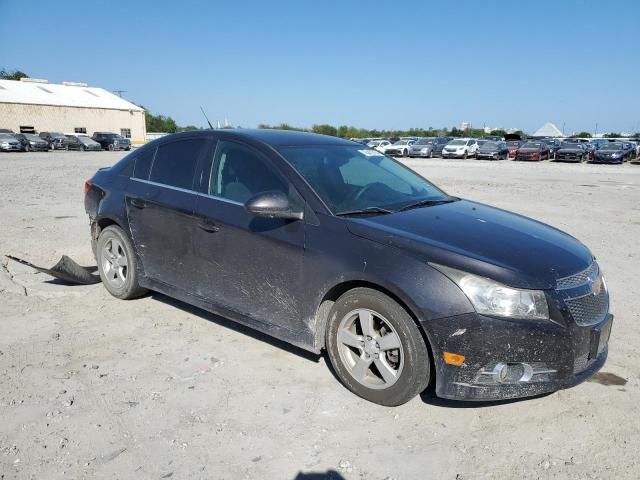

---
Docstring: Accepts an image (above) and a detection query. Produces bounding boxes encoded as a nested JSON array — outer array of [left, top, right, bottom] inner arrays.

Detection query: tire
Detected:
[[462, 151, 468, 159], [325, 287, 431, 406], [24, 144, 30, 152], [402, 149, 408, 157], [96, 225, 147, 300], [80, 145, 86, 152], [429, 150, 433, 158], [108, 143, 115, 151]]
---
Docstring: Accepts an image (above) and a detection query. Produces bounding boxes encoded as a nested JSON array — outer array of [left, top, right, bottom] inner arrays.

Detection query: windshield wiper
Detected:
[[335, 206, 394, 216], [398, 198, 457, 212]]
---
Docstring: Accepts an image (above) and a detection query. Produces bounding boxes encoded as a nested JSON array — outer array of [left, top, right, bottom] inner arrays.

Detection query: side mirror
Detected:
[[244, 191, 303, 220]]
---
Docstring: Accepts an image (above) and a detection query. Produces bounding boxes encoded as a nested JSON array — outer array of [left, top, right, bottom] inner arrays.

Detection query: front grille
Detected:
[[565, 288, 609, 326], [557, 262, 599, 289]]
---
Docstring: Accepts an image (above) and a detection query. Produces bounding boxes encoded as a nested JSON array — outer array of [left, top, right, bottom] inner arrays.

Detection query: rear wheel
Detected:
[[97, 225, 147, 299], [108, 143, 115, 151], [24, 144, 30, 152], [402, 149, 408, 157], [325, 288, 431, 406], [462, 151, 468, 159]]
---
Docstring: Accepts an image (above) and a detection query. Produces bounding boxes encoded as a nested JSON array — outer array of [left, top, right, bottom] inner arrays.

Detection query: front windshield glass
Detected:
[[481, 142, 499, 149], [522, 142, 542, 148], [24, 134, 40, 141], [416, 138, 434, 145], [600, 143, 623, 151], [393, 140, 409, 145], [507, 141, 521, 147], [561, 142, 581, 148], [0, 134, 14, 140], [448, 140, 466, 146], [279, 145, 450, 213], [50, 132, 64, 137]]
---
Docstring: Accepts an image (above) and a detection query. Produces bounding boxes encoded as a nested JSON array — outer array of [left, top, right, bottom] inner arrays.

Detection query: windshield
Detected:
[[23, 134, 41, 141], [599, 143, 623, 151], [279, 145, 450, 213], [0, 134, 15, 140], [522, 142, 542, 148], [448, 140, 466, 146], [560, 142, 581, 148], [507, 141, 521, 147], [481, 142, 499, 149], [416, 138, 434, 145], [78, 136, 96, 144], [393, 140, 410, 145]]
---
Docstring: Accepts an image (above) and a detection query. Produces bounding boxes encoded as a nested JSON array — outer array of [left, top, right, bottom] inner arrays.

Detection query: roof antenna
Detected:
[[200, 106, 214, 129]]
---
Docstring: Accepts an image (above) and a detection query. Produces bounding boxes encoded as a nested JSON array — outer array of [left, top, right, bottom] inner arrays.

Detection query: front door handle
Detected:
[[197, 221, 219, 233], [130, 198, 146, 209]]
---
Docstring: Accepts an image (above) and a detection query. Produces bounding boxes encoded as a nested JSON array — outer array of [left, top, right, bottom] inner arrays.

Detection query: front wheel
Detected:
[[96, 225, 147, 300], [108, 143, 115, 151], [402, 149, 408, 157], [462, 151, 468, 159], [325, 288, 431, 406]]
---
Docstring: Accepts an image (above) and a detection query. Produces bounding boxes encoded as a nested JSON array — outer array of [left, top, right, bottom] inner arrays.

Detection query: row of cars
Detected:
[[363, 136, 639, 164], [0, 130, 132, 152]]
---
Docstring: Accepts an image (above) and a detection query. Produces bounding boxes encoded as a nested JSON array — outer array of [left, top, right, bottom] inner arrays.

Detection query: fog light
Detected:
[[493, 362, 533, 383]]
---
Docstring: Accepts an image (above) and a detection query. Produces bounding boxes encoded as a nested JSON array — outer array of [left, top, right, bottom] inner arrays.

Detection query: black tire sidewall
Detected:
[[96, 225, 145, 299], [325, 288, 430, 406]]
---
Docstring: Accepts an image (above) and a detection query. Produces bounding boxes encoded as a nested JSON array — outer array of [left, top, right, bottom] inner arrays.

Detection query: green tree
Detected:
[[603, 132, 622, 138], [570, 132, 592, 138], [490, 129, 507, 137], [312, 124, 338, 136], [0, 68, 28, 80]]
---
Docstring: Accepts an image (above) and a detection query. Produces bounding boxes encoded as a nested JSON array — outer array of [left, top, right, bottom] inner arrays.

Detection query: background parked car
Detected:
[[555, 142, 588, 162], [92, 132, 131, 151], [367, 140, 391, 153], [0, 133, 22, 151], [382, 139, 415, 157], [65, 134, 103, 151], [476, 141, 509, 160], [541, 138, 561, 158], [622, 142, 637, 160], [430, 136, 453, 157], [39, 132, 68, 150], [0, 128, 14, 134], [507, 140, 524, 159], [482, 135, 504, 142], [592, 142, 628, 164], [408, 138, 436, 158], [515, 141, 551, 161], [441, 138, 479, 159], [14, 133, 49, 151]]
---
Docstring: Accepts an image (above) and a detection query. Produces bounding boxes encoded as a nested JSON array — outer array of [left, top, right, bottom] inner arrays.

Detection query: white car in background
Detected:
[[382, 139, 415, 157], [441, 138, 479, 159], [367, 140, 391, 153]]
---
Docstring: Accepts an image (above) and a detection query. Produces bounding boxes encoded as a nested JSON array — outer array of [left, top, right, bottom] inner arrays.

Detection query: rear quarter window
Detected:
[[133, 147, 156, 179]]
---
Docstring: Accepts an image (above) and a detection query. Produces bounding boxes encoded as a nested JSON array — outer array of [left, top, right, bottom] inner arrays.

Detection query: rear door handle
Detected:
[[130, 198, 146, 209], [197, 221, 219, 233]]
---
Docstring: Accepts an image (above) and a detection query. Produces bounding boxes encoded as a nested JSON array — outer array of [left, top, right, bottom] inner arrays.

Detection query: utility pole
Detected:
[[594, 123, 598, 137], [113, 90, 127, 98], [562, 122, 566, 135]]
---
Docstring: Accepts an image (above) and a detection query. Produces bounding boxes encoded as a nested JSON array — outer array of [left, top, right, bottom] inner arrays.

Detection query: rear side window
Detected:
[[149, 138, 208, 190], [133, 147, 156, 180]]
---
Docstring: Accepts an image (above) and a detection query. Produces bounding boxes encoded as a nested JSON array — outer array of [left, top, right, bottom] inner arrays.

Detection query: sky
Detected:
[[1, 0, 639, 133]]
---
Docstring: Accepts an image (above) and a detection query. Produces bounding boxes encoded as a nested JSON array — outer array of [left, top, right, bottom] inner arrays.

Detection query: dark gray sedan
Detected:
[[65, 135, 103, 151], [476, 141, 509, 160], [555, 142, 588, 162]]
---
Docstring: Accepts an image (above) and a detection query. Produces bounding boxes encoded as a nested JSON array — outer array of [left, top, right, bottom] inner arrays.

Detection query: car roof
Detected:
[[158, 129, 357, 147]]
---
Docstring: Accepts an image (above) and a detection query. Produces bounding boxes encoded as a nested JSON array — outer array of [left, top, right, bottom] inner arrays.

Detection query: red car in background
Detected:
[[507, 140, 524, 159], [515, 141, 551, 161]]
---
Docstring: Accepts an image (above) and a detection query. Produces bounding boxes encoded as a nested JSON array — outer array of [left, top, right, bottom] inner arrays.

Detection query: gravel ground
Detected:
[[1, 151, 639, 480]]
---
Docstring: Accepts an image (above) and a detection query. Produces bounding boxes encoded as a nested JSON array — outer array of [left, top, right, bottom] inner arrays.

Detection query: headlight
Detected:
[[432, 264, 549, 320]]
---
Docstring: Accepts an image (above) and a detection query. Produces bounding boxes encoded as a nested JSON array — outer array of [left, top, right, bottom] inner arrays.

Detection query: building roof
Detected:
[[0, 79, 143, 112], [532, 122, 564, 137]]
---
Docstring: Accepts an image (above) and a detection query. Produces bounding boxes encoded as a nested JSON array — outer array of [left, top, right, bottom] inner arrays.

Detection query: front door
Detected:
[[192, 139, 306, 333]]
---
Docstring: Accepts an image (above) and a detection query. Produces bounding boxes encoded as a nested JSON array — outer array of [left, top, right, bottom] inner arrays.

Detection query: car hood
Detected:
[[346, 199, 592, 289]]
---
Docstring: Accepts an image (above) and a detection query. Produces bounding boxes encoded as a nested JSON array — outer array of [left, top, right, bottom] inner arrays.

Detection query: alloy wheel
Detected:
[[337, 308, 404, 390], [101, 237, 129, 288]]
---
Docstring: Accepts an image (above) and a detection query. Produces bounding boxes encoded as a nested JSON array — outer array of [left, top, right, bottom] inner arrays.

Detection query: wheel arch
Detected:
[[312, 279, 435, 359]]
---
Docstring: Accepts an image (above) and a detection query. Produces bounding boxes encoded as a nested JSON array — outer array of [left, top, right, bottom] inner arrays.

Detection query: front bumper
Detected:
[[423, 312, 613, 401], [0, 144, 22, 151], [592, 156, 623, 164], [441, 151, 467, 158]]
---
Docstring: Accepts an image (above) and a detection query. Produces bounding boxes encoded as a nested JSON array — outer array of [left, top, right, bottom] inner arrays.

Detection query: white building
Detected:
[[0, 78, 146, 144]]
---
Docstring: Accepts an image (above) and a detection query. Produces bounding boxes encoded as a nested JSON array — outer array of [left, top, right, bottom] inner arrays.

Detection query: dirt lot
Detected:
[[1, 151, 639, 480]]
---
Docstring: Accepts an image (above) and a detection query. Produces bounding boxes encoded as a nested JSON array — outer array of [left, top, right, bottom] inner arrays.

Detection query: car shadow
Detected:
[[150, 292, 322, 364], [293, 471, 345, 480]]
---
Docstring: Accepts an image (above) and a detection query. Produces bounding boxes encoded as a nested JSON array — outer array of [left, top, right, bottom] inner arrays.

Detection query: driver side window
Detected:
[[209, 140, 289, 204]]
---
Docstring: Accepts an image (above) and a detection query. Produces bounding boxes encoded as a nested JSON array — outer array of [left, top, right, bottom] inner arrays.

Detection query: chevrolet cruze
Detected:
[[84, 130, 612, 406]]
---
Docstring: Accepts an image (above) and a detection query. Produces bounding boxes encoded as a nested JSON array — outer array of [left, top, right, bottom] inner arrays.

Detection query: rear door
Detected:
[[191, 138, 306, 332], [126, 136, 214, 292]]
